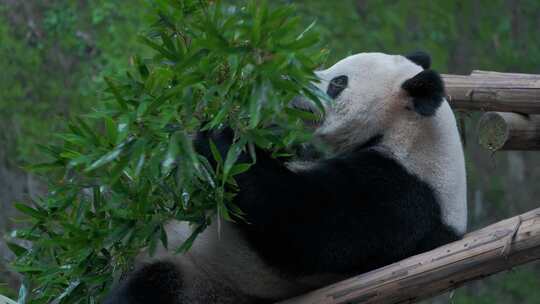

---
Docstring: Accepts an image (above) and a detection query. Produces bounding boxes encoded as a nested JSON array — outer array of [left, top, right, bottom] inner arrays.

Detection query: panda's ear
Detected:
[[405, 51, 431, 69], [401, 69, 445, 117]]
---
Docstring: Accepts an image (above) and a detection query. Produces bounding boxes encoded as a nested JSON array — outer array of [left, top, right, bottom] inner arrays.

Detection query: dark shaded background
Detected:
[[1, 0, 539, 302]]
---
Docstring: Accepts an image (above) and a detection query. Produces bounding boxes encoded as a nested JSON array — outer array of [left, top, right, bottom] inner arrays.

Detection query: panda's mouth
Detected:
[[290, 97, 324, 128], [297, 107, 323, 128]]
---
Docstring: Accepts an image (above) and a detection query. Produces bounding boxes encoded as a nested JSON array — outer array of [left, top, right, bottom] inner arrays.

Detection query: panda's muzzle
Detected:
[[290, 96, 324, 128]]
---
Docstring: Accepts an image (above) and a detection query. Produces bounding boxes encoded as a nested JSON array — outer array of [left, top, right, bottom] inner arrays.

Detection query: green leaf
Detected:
[[217, 200, 231, 222], [178, 131, 199, 167], [14, 203, 46, 220], [223, 140, 244, 180], [145, 67, 174, 95], [133, 55, 150, 80], [162, 132, 181, 174], [75, 198, 87, 225], [105, 223, 135, 246], [148, 227, 159, 257], [138, 36, 178, 61], [109, 155, 131, 183], [85, 137, 134, 172], [175, 223, 206, 254], [104, 117, 118, 145], [229, 163, 252, 177], [26, 161, 64, 172], [251, 0, 268, 45], [92, 186, 102, 212], [160, 33, 177, 54], [104, 77, 129, 110], [249, 81, 265, 128], [50, 281, 80, 304], [284, 107, 320, 121], [75, 117, 100, 146], [159, 225, 168, 250], [209, 139, 223, 168], [6, 242, 28, 257]]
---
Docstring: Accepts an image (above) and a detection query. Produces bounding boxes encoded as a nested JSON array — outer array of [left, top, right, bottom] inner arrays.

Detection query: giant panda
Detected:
[[104, 51, 467, 304]]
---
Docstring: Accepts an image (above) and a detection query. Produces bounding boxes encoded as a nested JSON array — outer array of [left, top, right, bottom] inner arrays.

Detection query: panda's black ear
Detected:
[[402, 69, 445, 117], [405, 51, 431, 69]]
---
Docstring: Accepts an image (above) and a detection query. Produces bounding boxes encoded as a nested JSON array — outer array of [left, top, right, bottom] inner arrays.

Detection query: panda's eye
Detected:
[[327, 75, 348, 99]]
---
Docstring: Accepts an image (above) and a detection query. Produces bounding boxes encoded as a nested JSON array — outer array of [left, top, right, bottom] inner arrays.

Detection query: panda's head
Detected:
[[295, 51, 447, 155], [294, 51, 467, 235]]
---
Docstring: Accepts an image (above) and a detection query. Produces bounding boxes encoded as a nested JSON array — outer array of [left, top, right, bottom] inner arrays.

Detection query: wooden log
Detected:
[[278, 207, 540, 304], [442, 71, 540, 114], [470, 70, 540, 79], [0, 295, 16, 304], [477, 112, 540, 151]]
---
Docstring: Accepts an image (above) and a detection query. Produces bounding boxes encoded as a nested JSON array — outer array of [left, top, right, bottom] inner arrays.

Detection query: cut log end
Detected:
[[477, 112, 510, 151], [476, 112, 540, 151]]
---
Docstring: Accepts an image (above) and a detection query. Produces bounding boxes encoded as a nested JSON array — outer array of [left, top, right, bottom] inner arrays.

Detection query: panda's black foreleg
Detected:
[[193, 128, 299, 225], [104, 261, 184, 304]]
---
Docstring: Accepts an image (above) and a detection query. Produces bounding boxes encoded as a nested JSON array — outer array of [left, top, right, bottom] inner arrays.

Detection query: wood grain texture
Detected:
[[442, 71, 540, 114], [278, 208, 540, 304], [477, 112, 540, 151]]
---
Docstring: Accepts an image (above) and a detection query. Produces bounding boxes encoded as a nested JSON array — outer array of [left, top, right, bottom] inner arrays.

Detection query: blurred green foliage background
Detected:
[[1, 0, 539, 302]]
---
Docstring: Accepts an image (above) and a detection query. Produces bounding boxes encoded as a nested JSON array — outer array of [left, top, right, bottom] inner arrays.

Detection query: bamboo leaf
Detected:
[[249, 81, 265, 128], [6, 242, 28, 257], [229, 163, 252, 177], [104, 77, 128, 110], [14, 203, 46, 220], [50, 280, 80, 304], [223, 140, 244, 180], [85, 137, 134, 172], [209, 139, 223, 167], [160, 225, 168, 250]]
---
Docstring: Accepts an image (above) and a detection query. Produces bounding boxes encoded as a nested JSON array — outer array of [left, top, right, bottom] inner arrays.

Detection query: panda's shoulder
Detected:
[[310, 146, 438, 202]]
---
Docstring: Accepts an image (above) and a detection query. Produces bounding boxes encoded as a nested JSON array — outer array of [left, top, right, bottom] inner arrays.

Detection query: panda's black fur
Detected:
[[108, 261, 183, 304], [405, 50, 432, 70], [105, 52, 464, 304]]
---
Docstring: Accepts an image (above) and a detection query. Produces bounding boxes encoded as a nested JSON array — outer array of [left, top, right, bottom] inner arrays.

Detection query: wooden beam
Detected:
[[0, 295, 16, 304], [470, 70, 540, 79], [442, 71, 540, 114], [277, 208, 540, 304], [477, 112, 540, 151]]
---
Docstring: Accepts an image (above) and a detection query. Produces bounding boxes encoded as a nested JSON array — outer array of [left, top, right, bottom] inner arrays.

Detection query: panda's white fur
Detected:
[[143, 219, 343, 301], [105, 52, 467, 304]]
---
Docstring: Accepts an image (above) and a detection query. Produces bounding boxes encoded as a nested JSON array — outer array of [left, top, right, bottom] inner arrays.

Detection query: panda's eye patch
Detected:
[[327, 75, 348, 99]]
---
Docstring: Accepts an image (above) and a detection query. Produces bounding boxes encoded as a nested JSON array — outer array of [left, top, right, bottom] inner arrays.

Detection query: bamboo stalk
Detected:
[[477, 112, 540, 151], [278, 208, 540, 304]]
